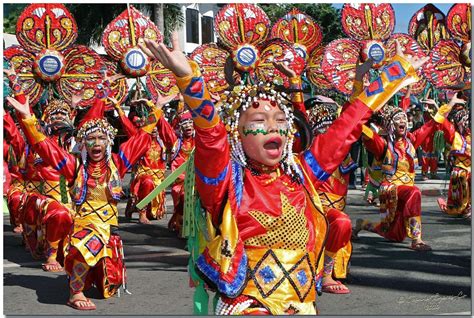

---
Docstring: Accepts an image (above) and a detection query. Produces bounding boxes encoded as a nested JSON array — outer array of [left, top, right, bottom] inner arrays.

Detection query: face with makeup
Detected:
[[84, 130, 108, 162], [47, 110, 70, 133], [392, 111, 408, 139], [180, 120, 194, 138], [238, 99, 289, 167]]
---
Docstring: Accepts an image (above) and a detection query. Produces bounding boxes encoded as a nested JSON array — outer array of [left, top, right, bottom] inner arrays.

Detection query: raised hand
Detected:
[[209, 91, 221, 103], [447, 93, 466, 108], [355, 58, 374, 82], [6, 96, 31, 119], [272, 61, 296, 79], [108, 74, 125, 83], [139, 31, 192, 78], [3, 67, 16, 77], [155, 91, 177, 109], [421, 98, 439, 111], [395, 40, 429, 71]]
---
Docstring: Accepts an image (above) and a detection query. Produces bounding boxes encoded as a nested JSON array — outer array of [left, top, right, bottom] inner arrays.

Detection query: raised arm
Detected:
[[141, 33, 230, 221], [4, 111, 26, 158], [299, 44, 427, 189], [408, 97, 457, 148], [6, 95, 77, 183], [113, 98, 139, 138]]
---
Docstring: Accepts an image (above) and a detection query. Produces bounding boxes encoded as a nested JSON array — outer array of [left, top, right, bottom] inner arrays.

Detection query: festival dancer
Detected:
[[4, 69, 76, 271], [303, 60, 373, 295], [4, 111, 26, 234], [169, 109, 195, 233], [437, 96, 471, 219], [140, 31, 427, 314], [419, 100, 441, 180], [115, 94, 178, 224], [7, 85, 158, 310], [353, 96, 459, 251]]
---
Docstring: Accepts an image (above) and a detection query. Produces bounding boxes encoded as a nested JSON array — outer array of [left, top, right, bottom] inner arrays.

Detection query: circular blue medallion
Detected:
[[236, 46, 257, 67], [368, 43, 385, 63], [39, 55, 61, 76], [126, 49, 146, 70]]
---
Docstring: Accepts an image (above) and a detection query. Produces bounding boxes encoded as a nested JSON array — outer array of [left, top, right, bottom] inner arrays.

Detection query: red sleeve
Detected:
[[21, 120, 77, 183], [298, 99, 372, 189], [407, 119, 440, 149], [156, 116, 178, 149], [118, 112, 139, 138], [400, 95, 410, 112], [439, 119, 456, 145], [113, 130, 152, 177], [4, 112, 26, 158], [362, 132, 387, 161]]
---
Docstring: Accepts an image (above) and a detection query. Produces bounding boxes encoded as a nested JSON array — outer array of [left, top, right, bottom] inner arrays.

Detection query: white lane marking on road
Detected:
[[439, 312, 471, 315], [4, 262, 40, 268]]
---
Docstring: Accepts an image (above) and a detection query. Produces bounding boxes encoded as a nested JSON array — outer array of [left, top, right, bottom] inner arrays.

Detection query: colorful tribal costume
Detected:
[[169, 110, 195, 233], [117, 99, 178, 223], [437, 107, 471, 218], [12, 91, 158, 304], [420, 111, 440, 179], [317, 154, 356, 293], [4, 112, 26, 234], [355, 104, 449, 251], [306, 98, 355, 294], [174, 54, 418, 314], [5, 76, 74, 271]]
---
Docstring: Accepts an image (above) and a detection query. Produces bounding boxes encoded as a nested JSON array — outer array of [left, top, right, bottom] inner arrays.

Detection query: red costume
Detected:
[[118, 103, 178, 221], [420, 112, 439, 177], [5, 86, 73, 266], [361, 115, 443, 243], [177, 53, 416, 314], [438, 112, 471, 216], [18, 95, 156, 298], [317, 154, 356, 281]]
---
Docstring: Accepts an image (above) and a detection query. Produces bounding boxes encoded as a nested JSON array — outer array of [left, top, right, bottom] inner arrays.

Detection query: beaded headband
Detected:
[[43, 99, 72, 120], [76, 118, 117, 142]]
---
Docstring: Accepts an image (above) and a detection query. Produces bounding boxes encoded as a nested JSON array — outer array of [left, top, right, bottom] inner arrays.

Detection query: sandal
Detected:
[[66, 298, 96, 311], [322, 281, 350, 294], [410, 241, 432, 252], [42, 261, 64, 272]]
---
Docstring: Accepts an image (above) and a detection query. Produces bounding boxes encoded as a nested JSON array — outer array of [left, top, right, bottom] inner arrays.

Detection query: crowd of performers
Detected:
[[3, 2, 471, 315]]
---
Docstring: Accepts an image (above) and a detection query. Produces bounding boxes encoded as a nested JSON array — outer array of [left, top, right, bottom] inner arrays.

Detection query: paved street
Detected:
[[3, 168, 471, 316]]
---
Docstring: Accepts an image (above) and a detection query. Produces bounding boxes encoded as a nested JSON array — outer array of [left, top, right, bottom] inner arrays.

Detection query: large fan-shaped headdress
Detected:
[[270, 8, 327, 90], [271, 8, 323, 62], [212, 4, 302, 174], [422, 4, 471, 89], [322, 3, 427, 96], [408, 4, 450, 53], [4, 4, 104, 108]]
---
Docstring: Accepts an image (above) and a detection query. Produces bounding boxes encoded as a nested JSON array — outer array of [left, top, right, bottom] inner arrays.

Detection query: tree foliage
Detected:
[[3, 4, 27, 34], [260, 4, 344, 44]]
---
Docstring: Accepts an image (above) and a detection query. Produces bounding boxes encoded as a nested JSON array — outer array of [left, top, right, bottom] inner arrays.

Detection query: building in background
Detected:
[[176, 3, 222, 54]]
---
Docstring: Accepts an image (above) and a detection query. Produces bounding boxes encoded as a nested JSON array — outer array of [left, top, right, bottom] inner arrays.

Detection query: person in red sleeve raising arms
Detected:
[[7, 85, 159, 310]]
